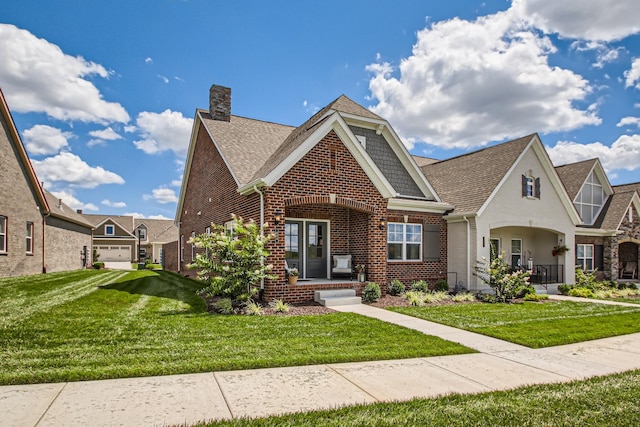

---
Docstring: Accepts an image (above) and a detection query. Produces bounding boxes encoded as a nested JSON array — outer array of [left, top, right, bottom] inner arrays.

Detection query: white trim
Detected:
[[93, 217, 137, 238], [386, 222, 423, 262], [105, 224, 115, 236], [575, 228, 617, 237], [388, 198, 454, 213]]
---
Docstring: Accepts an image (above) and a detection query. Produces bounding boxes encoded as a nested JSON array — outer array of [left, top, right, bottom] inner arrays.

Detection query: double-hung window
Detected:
[[387, 223, 422, 261], [26, 222, 34, 254], [577, 244, 594, 271], [0, 216, 6, 253]]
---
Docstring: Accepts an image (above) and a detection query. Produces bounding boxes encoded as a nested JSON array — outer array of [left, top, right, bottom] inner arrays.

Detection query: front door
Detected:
[[306, 222, 327, 278]]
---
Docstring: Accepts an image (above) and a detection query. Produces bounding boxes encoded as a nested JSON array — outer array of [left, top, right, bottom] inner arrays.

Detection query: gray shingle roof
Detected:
[[411, 155, 440, 167], [44, 191, 94, 228], [613, 182, 640, 194], [554, 158, 598, 201], [420, 134, 535, 214], [594, 192, 632, 230], [134, 218, 178, 243]]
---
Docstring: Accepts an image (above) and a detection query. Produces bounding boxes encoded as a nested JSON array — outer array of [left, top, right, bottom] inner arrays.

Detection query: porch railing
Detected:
[[510, 264, 564, 288]]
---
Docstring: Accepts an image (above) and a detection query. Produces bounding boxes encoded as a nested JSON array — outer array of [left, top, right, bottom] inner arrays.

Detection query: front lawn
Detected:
[[390, 301, 640, 348], [0, 270, 472, 385], [197, 369, 640, 426]]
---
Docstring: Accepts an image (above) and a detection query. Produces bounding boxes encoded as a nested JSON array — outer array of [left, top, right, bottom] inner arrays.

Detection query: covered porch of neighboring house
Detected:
[[618, 240, 639, 280], [266, 196, 386, 303], [489, 226, 567, 289]]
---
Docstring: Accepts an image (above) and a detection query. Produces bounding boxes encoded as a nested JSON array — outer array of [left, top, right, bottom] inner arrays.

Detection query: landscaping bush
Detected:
[[451, 292, 475, 302], [569, 287, 595, 298], [410, 280, 430, 293], [268, 299, 291, 313], [523, 293, 549, 302], [475, 251, 530, 302], [405, 291, 425, 306], [388, 279, 405, 296], [92, 262, 104, 270], [362, 282, 382, 302], [434, 279, 448, 292], [558, 284, 571, 295], [243, 300, 264, 316], [214, 298, 235, 315]]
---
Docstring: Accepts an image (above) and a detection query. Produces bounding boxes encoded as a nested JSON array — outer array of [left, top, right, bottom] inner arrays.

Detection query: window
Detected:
[[577, 244, 594, 271], [355, 135, 367, 149], [521, 175, 541, 199], [180, 234, 184, 261], [490, 238, 501, 260], [574, 171, 605, 225], [511, 239, 522, 267], [628, 207, 633, 223], [26, 222, 34, 254], [285, 223, 300, 260], [0, 216, 6, 253], [205, 226, 211, 257], [387, 223, 422, 261], [139, 248, 147, 257], [105, 224, 115, 235], [224, 220, 238, 237], [137, 228, 147, 240]]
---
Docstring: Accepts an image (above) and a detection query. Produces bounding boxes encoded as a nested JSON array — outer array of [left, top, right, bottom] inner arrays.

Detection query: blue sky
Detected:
[[2, 0, 640, 219]]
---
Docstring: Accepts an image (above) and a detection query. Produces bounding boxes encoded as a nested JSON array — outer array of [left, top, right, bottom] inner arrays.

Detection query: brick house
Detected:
[[0, 87, 93, 277], [556, 159, 640, 281], [176, 85, 453, 302]]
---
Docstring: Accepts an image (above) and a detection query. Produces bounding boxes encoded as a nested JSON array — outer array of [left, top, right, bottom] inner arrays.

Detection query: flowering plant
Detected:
[[355, 264, 366, 273], [552, 245, 569, 256], [288, 267, 299, 276]]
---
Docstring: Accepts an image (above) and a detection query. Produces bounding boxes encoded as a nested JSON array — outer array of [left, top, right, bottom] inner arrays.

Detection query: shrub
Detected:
[[575, 268, 599, 290], [189, 215, 276, 304], [523, 293, 549, 302], [481, 293, 498, 303], [92, 262, 104, 270], [411, 280, 430, 293], [405, 291, 425, 306], [558, 284, 571, 295], [568, 287, 595, 298], [388, 279, 405, 296], [243, 300, 263, 316], [423, 291, 449, 304], [475, 251, 530, 302], [594, 289, 614, 299], [214, 298, 235, 315], [452, 292, 475, 302], [268, 299, 291, 313], [434, 279, 448, 292], [362, 282, 382, 302], [518, 285, 536, 297]]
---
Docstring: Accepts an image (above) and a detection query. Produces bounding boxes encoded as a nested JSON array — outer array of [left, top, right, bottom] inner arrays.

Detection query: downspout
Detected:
[[42, 210, 49, 274], [463, 216, 471, 291], [177, 221, 181, 273], [254, 185, 265, 297]]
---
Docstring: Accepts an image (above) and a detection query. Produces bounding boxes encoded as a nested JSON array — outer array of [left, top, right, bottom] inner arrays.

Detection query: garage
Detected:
[[95, 245, 131, 262]]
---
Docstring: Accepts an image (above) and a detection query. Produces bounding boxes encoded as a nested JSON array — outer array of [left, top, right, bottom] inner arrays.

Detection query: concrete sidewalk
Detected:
[[2, 302, 640, 427]]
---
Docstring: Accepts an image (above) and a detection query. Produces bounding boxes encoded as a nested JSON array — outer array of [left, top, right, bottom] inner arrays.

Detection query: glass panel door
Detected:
[[306, 222, 327, 278], [511, 239, 522, 268], [285, 221, 302, 273]]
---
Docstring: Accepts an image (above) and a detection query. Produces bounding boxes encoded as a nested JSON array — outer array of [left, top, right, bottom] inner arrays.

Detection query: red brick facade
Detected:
[[178, 124, 447, 302]]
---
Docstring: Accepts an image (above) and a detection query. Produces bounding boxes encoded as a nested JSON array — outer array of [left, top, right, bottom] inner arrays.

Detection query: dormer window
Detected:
[[105, 225, 115, 236], [574, 171, 605, 225], [137, 228, 147, 241], [522, 175, 540, 199]]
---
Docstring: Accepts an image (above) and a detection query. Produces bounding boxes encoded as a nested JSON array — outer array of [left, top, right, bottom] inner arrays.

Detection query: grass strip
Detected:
[[389, 301, 640, 347], [193, 369, 640, 427]]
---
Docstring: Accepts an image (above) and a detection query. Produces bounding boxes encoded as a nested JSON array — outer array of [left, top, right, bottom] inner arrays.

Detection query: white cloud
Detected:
[[124, 212, 172, 220], [101, 199, 127, 208], [0, 24, 129, 124], [512, 0, 640, 42], [32, 152, 124, 188], [157, 74, 169, 84], [49, 190, 98, 212], [367, 10, 600, 149], [624, 58, 640, 89], [547, 134, 640, 172], [170, 179, 182, 187], [124, 212, 145, 218], [571, 41, 622, 68], [616, 117, 640, 128], [143, 187, 178, 204], [148, 214, 171, 220], [132, 109, 193, 155], [89, 127, 122, 140], [23, 124, 72, 155], [145, 57, 153, 63]]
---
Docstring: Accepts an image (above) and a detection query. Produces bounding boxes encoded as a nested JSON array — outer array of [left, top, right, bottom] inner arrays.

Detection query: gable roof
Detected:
[[134, 218, 178, 243], [613, 182, 640, 194], [43, 190, 94, 228], [421, 135, 534, 214], [586, 182, 640, 231], [554, 158, 600, 200], [83, 214, 136, 237], [0, 87, 49, 214]]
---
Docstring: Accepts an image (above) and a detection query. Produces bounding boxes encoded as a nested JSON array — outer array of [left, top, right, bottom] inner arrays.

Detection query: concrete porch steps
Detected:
[[314, 289, 361, 307]]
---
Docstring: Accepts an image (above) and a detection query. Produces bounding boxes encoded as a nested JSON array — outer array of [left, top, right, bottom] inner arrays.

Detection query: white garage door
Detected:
[[96, 245, 131, 262]]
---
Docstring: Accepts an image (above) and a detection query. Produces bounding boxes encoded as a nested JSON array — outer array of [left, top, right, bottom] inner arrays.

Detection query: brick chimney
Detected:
[[76, 209, 83, 214], [209, 85, 231, 122]]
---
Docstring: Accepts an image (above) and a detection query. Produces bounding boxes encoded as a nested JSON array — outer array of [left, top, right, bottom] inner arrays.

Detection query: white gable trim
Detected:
[[477, 135, 582, 224], [238, 113, 397, 198], [93, 217, 137, 238], [388, 198, 453, 213], [613, 191, 640, 231]]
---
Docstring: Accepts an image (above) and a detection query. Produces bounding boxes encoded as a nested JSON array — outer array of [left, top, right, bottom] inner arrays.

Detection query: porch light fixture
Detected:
[[274, 209, 283, 225], [379, 217, 386, 230]]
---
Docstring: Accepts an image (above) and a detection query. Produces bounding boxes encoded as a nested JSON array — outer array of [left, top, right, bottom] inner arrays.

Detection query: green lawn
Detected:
[[390, 301, 640, 348], [0, 270, 472, 385], [196, 369, 640, 427]]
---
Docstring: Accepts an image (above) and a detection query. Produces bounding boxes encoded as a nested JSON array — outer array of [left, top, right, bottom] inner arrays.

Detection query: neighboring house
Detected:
[[420, 134, 581, 292], [556, 159, 640, 281], [0, 87, 93, 277], [177, 85, 453, 302], [83, 214, 177, 265]]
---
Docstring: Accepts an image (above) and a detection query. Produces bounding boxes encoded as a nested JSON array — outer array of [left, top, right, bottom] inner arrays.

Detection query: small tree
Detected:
[[189, 216, 275, 304], [475, 251, 530, 302]]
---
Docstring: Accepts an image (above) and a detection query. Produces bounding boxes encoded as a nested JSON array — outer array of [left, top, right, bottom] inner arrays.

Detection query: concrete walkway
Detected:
[[2, 300, 640, 427]]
